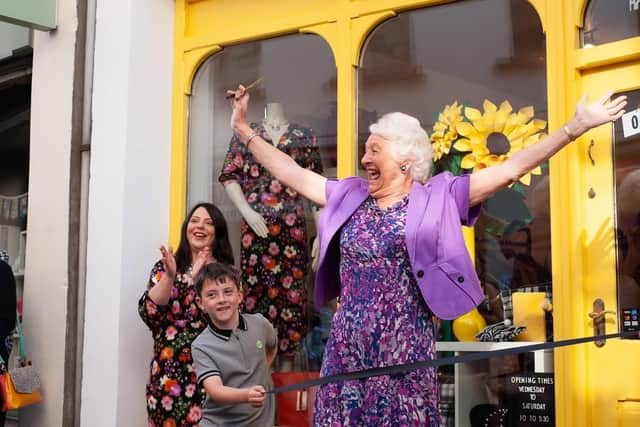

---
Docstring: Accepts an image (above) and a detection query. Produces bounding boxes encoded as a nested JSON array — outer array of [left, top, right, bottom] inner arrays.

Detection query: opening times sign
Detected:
[[504, 373, 555, 426]]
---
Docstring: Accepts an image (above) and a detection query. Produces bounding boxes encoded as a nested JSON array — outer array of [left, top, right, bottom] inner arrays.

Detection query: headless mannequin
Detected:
[[223, 103, 321, 370], [225, 103, 320, 243], [262, 102, 289, 143], [224, 103, 291, 237]]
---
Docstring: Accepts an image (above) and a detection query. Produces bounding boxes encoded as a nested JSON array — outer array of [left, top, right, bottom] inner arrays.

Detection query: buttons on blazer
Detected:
[[417, 270, 424, 278], [457, 275, 464, 283]]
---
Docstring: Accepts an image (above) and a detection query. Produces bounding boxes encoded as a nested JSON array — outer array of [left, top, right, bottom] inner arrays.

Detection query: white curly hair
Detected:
[[368, 112, 433, 184]]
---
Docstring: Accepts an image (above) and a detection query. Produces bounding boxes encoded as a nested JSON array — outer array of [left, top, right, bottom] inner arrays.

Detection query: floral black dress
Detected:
[[138, 261, 206, 427], [219, 123, 323, 356]]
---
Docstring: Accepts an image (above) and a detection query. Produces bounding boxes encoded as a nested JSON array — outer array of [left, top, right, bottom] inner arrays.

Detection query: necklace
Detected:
[[262, 120, 289, 132]]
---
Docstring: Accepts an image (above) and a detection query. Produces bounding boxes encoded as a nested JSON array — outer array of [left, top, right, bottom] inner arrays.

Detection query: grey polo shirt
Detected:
[[192, 313, 277, 427]]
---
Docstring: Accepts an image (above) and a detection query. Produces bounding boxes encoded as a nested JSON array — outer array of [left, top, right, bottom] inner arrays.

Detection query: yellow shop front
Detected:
[[169, 0, 640, 425]]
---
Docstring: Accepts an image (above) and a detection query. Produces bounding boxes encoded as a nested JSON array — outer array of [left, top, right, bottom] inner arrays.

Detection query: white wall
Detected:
[[80, 0, 175, 425], [20, 1, 77, 426], [0, 21, 29, 59]]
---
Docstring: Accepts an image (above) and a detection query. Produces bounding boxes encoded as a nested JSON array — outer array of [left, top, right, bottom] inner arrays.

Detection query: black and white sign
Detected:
[[622, 109, 640, 138], [504, 373, 555, 426]]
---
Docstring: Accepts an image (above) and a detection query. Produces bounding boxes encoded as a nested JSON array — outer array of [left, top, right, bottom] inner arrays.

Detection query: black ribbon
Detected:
[[268, 331, 639, 394]]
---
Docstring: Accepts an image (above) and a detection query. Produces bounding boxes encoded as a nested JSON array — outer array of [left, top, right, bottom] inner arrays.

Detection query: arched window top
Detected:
[[582, 0, 640, 47]]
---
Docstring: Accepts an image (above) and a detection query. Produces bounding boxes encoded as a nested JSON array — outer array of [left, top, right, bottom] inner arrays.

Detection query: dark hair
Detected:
[[174, 202, 235, 273], [194, 262, 241, 296]]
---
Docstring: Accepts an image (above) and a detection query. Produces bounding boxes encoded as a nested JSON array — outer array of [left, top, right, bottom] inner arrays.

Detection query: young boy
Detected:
[[192, 262, 278, 426]]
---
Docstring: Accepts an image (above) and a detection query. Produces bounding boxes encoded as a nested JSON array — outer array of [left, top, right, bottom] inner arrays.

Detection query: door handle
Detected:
[[588, 298, 615, 347], [587, 139, 596, 166], [587, 310, 616, 320]]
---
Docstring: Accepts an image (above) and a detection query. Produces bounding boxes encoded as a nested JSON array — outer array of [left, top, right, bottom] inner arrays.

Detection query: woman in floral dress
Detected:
[[138, 202, 234, 426], [227, 84, 626, 425], [219, 123, 323, 357]]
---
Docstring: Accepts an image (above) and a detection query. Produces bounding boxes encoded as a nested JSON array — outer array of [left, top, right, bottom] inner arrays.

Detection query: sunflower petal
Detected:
[[518, 106, 534, 119], [456, 122, 475, 137], [483, 99, 497, 113], [499, 101, 513, 114], [464, 107, 482, 121], [519, 173, 532, 186], [453, 138, 473, 152], [532, 119, 547, 130], [460, 154, 477, 169]]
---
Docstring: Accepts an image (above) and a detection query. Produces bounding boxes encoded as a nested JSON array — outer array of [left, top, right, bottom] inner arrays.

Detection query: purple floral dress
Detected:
[[313, 196, 440, 426], [138, 261, 206, 426], [219, 123, 323, 356]]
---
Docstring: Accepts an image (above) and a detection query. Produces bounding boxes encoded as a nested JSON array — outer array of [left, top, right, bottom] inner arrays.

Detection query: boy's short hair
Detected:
[[194, 262, 241, 296]]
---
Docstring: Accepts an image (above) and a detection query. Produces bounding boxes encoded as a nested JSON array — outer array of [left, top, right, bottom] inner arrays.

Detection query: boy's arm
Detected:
[[264, 317, 278, 367], [202, 376, 267, 407], [265, 344, 277, 367], [193, 341, 266, 407]]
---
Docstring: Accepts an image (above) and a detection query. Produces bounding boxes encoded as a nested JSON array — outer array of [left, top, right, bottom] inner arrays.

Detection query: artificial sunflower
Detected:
[[430, 101, 464, 161], [448, 99, 547, 185]]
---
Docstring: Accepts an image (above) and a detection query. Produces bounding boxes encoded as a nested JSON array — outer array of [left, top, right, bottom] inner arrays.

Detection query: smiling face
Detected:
[[196, 275, 243, 330], [186, 206, 215, 253], [361, 133, 412, 203]]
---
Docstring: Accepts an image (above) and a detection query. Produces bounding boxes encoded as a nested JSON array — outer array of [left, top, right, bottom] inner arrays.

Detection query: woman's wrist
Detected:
[[564, 117, 588, 141], [234, 123, 253, 143]]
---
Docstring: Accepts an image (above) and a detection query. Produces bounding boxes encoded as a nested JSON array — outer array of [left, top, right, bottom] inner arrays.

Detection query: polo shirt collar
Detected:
[[207, 314, 247, 341]]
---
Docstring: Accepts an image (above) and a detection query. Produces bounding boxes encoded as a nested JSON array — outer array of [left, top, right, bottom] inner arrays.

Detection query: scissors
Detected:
[[225, 77, 264, 100]]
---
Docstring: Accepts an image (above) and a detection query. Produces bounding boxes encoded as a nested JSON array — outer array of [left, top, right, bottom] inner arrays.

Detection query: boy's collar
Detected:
[[207, 314, 247, 340]]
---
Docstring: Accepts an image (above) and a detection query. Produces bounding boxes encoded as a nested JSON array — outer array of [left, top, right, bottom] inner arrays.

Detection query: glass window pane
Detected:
[[582, 0, 640, 47], [614, 89, 640, 338], [358, 0, 550, 322], [188, 34, 337, 365], [438, 348, 555, 426], [359, 2, 552, 424]]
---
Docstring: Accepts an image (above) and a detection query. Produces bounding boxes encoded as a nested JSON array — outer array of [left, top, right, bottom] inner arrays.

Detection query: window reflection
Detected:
[[359, 2, 552, 421], [582, 0, 640, 47], [188, 34, 337, 367], [358, 0, 550, 326], [614, 89, 640, 337]]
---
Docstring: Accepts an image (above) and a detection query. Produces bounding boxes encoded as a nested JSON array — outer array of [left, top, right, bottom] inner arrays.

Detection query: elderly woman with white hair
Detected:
[[227, 87, 626, 426]]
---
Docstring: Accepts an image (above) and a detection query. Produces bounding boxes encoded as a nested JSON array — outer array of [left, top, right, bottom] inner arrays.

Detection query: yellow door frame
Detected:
[[555, 1, 640, 425]]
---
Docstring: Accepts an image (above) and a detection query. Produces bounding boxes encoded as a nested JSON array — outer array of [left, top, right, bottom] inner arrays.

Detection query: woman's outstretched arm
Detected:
[[469, 91, 627, 206], [229, 85, 328, 207]]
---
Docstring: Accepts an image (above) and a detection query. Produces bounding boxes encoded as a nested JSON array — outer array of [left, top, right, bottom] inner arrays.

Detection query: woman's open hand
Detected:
[[159, 245, 177, 280], [191, 246, 211, 282], [571, 91, 627, 136]]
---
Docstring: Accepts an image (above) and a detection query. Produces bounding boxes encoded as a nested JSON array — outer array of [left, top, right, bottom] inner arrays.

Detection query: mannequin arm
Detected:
[[311, 207, 321, 272], [224, 181, 268, 238]]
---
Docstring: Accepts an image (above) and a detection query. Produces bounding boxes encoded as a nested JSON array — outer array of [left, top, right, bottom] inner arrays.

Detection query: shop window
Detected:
[[187, 33, 336, 368], [582, 0, 640, 47], [359, 1, 553, 423], [613, 89, 640, 338]]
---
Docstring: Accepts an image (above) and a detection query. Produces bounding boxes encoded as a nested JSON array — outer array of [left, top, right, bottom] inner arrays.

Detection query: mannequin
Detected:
[[220, 102, 323, 368], [262, 102, 289, 143]]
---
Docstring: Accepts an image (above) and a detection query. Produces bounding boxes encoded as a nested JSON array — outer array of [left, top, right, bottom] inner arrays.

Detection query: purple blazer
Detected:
[[314, 172, 484, 320]]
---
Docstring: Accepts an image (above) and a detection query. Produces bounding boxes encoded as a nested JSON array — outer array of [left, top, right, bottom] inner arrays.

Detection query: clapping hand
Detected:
[[572, 91, 627, 135], [191, 246, 211, 282], [159, 245, 177, 280]]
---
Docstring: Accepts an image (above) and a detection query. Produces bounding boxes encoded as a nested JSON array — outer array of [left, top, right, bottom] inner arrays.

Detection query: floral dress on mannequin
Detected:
[[219, 123, 323, 356]]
